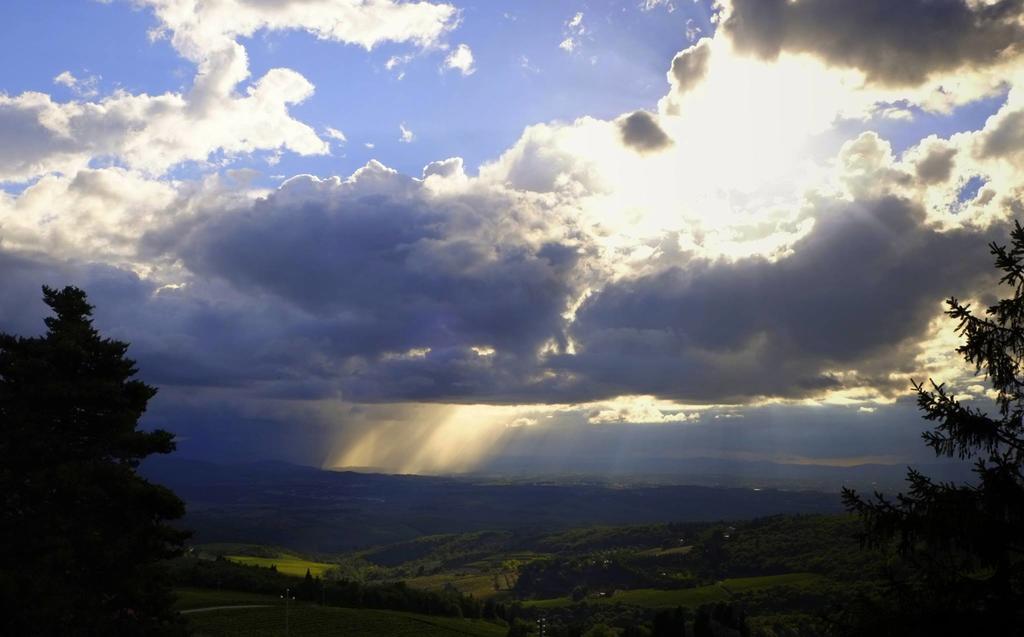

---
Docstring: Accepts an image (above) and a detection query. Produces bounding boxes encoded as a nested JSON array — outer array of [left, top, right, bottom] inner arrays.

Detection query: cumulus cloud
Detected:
[[912, 138, 958, 184], [443, 44, 476, 75], [668, 37, 712, 97], [721, 0, 1024, 87], [478, 119, 614, 196], [114, 160, 592, 402], [0, 68, 326, 182], [52, 71, 76, 89], [588, 396, 698, 424], [38, 127, 1002, 410], [138, 0, 458, 57], [557, 189, 1005, 403], [422, 156, 465, 179], [0, 0, 460, 182], [977, 89, 1024, 161], [618, 110, 673, 153], [0, 167, 180, 263]]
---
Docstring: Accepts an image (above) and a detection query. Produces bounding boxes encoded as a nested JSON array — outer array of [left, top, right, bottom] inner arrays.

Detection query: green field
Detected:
[[634, 546, 693, 558], [226, 554, 334, 578], [719, 572, 824, 593], [186, 604, 506, 637], [403, 572, 506, 599], [525, 572, 827, 610], [175, 588, 282, 611]]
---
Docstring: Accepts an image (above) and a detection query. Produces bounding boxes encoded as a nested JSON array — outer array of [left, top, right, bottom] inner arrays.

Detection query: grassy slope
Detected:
[[403, 572, 506, 599], [175, 588, 282, 611], [226, 554, 334, 578], [186, 604, 506, 637], [525, 572, 826, 610], [633, 546, 693, 558]]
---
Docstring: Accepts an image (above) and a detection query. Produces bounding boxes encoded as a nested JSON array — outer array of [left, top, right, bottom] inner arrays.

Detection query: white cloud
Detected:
[[589, 396, 699, 424], [399, 123, 415, 143], [52, 70, 100, 98], [560, 12, 586, 53], [325, 127, 347, 143], [0, 0, 462, 183], [0, 66, 327, 182], [443, 44, 476, 76], [53, 71, 76, 88], [136, 0, 458, 59], [639, 0, 674, 12], [0, 167, 180, 264]]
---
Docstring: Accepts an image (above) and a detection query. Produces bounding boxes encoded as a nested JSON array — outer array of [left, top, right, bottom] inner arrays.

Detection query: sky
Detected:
[[1, 0, 1023, 474]]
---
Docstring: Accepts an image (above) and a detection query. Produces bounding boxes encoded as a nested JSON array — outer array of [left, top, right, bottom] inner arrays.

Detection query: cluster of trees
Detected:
[[510, 517, 872, 605], [691, 603, 749, 637], [506, 602, 749, 637], [169, 554, 487, 619], [515, 555, 652, 599]]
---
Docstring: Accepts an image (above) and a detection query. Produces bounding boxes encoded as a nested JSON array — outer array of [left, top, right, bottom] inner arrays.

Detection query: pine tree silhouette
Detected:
[[843, 223, 1024, 635], [0, 286, 188, 636]]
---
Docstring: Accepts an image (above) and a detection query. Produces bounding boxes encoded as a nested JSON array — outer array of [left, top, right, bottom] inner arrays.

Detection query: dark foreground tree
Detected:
[[0, 286, 188, 636], [843, 223, 1024, 635]]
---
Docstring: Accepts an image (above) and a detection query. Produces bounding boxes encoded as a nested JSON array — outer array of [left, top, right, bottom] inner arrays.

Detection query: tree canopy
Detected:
[[843, 222, 1024, 635], [0, 286, 188, 635]]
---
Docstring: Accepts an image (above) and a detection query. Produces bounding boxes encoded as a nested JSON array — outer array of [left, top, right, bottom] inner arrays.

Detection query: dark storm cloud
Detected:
[[0, 249, 151, 337], [558, 195, 1005, 403], [0, 248, 280, 390], [166, 174, 584, 360], [722, 0, 1024, 86], [0, 183, 1010, 464], [618, 111, 673, 153], [132, 165, 593, 402], [340, 347, 529, 403], [2, 162, 592, 406], [3, 183, 1007, 408]]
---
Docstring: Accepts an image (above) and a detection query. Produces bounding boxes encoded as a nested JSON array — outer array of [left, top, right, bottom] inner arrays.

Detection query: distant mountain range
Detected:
[[138, 457, 874, 553], [466, 454, 975, 492]]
